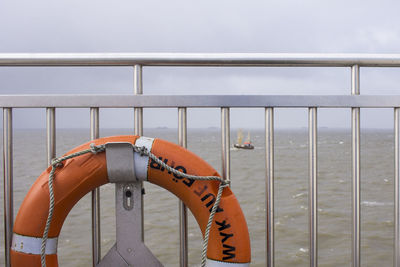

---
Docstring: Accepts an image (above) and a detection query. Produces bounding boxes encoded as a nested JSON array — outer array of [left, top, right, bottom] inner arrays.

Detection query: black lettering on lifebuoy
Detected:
[[150, 157, 162, 170], [167, 161, 175, 173], [201, 193, 223, 213], [150, 157, 195, 187], [194, 185, 208, 196], [222, 244, 236, 260], [150, 157, 170, 171], [182, 177, 194, 187], [220, 232, 234, 243], [160, 158, 168, 171], [216, 220, 235, 256], [215, 220, 231, 231], [201, 193, 216, 211], [173, 166, 186, 179]]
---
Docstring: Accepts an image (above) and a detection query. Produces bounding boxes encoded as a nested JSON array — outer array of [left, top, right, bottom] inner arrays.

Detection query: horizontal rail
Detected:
[[2, 53, 400, 67], [1, 95, 400, 108]]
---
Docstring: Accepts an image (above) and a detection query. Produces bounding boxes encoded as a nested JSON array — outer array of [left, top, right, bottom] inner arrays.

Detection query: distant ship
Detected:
[[233, 129, 254, 150]]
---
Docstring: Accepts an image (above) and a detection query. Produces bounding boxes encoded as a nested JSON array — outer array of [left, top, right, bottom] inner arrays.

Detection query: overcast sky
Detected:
[[1, 0, 400, 129]]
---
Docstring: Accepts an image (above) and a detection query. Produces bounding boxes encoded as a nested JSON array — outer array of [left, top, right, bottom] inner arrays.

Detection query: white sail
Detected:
[[245, 131, 251, 143], [237, 129, 243, 144]]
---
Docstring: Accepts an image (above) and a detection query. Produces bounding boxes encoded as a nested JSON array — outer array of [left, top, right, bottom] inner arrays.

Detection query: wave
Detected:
[[292, 192, 306, 199], [361, 201, 392, 207]]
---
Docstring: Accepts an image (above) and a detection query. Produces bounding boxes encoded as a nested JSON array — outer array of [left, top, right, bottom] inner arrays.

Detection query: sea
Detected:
[[0, 128, 396, 266]]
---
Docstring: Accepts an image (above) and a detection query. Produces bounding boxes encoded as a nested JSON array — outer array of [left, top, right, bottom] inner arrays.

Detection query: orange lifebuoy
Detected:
[[11, 136, 251, 266]]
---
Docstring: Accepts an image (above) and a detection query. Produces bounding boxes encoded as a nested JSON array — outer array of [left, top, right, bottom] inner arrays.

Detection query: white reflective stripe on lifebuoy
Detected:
[[206, 259, 250, 267], [11, 233, 58, 255], [134, 137, 154, 181]]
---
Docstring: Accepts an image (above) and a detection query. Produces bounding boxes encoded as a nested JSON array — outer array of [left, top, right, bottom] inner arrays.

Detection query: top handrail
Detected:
[[1, 53, 400, 67]]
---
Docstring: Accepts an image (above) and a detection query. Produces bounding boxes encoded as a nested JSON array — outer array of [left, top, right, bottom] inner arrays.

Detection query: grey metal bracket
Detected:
[[97, 143, 163, 266], [97, 182, 163, 267], [105, 142, 144, 183]]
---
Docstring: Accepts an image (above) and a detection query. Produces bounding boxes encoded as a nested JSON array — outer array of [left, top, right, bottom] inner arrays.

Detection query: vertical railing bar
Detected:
[[178, 107, 188, 267], [221, 108, 230, 182], [3, 108, 13, 267], [90, 107, 101, 266], [46, 107, 56, 166], [395, 108, 400, 267], [133, 64, 144, 242], [134, 64, 143, 136], [351, 64, 361, 267], [309, 107, 318, 267], [265, 107, 275, 267]]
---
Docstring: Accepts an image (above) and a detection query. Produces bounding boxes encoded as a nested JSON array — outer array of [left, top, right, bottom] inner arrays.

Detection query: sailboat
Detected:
[[234, 129, 254, 149]]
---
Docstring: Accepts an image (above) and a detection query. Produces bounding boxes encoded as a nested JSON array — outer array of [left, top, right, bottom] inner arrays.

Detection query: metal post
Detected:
[[3, 108, 13, 267], [265, 107, 274, 267], [178, 107, 188, 267], [134, 65, 143, 136], [221, 108, 230, 182], [133, 64, 144, 242], [351, 65, 361, 267], [90, 107, 101, 266], [90, 107, 99, 139], [308, 107, 318, 267], [395, 108, 400, 267], [46, 107, 56, 165]]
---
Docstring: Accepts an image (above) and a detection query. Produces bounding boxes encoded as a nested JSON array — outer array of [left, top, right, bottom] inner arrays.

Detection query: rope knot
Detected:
[[90, 143, 104, 154], [139, 146, 147, 156], [51, 158, 63, 168], [221, 180, 230, 187]]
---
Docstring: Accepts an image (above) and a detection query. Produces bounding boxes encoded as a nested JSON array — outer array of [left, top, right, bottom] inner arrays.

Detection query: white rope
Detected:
[[41, 143, 228, 267], [41, 144, 105, 267], [143, 148, 229, 267]]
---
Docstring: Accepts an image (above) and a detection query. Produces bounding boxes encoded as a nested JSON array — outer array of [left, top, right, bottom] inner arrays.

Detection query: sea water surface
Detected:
[[0, 128, 395, 266]]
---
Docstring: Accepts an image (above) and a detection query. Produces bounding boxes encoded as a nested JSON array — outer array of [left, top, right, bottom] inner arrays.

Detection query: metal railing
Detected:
[[1, 53, 400, 267]]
